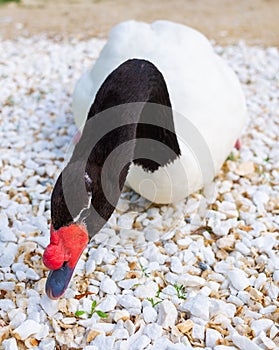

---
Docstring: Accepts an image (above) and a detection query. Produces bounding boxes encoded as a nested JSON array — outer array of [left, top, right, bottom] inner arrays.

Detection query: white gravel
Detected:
[[0, 35, 279, 350]]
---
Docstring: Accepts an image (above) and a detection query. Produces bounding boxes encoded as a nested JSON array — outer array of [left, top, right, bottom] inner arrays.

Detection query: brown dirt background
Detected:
[[0, 0, 278, 46]]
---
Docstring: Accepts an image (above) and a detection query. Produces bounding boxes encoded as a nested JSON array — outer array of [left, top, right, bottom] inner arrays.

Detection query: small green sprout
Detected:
[[75, 300, 108, 319], [226, 152, 235, 161], [174, 284, 187, 300], [146, 286, 163, 307], [139, 262, 150, 278], [147, 297, 162, 307], [156, 286, 162, 298], [75, 310, 86, 317]]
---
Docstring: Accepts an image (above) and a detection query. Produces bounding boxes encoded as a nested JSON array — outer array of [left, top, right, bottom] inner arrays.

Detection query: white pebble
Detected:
[[118, 295, 141, 310], [13, 319, 43, 340], [134, 281, 158, 298], [9, 309, 27, 328], [97, 295, 117, 312], [181, 295, 209, 321], [157, 300, 177, 329], [192, 324, 205, 340], [0, 300, 15, 312], [130, 335, 150, 350], [40, 295, 59, 317], [38, 338, 56, 350], [231, 331, 261, 350], [170, 257, 183, 273], [227, 269, 250, 290], [250, 318, 273, 336], [0, 282, 15, 291], [113, 328, 129, 340], [100, 277, 117, 294], [206, 328, 222, 347], [2, 338, 18, 350], [143, 306, 157, 323]]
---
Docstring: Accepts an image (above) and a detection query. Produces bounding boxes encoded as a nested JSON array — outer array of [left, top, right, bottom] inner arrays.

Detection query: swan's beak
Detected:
[[45, 262, 75, 299]]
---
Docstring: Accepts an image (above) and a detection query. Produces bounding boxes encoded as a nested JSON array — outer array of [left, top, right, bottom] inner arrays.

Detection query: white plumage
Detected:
[[72, 20, 247, 204]]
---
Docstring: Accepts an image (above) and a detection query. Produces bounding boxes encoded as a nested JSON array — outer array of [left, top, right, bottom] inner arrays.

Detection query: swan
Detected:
[[43, 21, 247, 299]]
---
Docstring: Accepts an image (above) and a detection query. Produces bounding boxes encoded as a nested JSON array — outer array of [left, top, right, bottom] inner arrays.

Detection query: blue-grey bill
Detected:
[[45, 262, 75, 299]]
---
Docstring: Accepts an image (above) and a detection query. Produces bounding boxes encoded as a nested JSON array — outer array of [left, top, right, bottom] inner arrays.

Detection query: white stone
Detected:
[[178, 274, 205, 287], [145, 229, 160, 242], [259, 331, 277, 350], [40, 295, 59, 317], [260, 305, 276, 315], [112, 265, 128, 281], [118, 213, 136, 229], [61, 317, 77, 325], [36, 324, 50, 340], [143, 306, 157, 323], [113, 309, 130, 322], [118, 279, 139, 290], [130, 335, 150, 350], [134, 281, 158, 298], [16, 271, 26, 281], [192, 324, 205, 340], [157, 300, 177, 329], [210, 299, 236, 318], [162, 285, 176, 296], [206, 328, 222, 347], [9, 309, 26, 328], [100, 277, 117, 294], [181, 295, 209, 321], [113, 328, 129, 340], [217, 235, 235, 249], [90, 247, 107, 265], [0, 243, 18, 268], [273, 270, 279, 283], [13, 319, 43, 340], [90, 334, 115, 349], [250, 318, 273, 336], [144, 323, 163, 340], [90, 323, 115, 333], [170, 257, 183, 273], [38, 338, 56, 350], [235, 241, 250, 255], [2, 338, 19, 350], [231, 331, 261, 350], [25, 268, 40, 280], [118, 294, 141, 310], [124, 319, 136, 335], [164, 242, 178, 255], [0, 282, 15, 291], [86, 256, 96, 275], [0, 300, 15, 312], [98, 295, 117, 312], [227, 269, 250, 290], [269, 325, 279, 339], [0, 214, 17, 242], [253, 190, 269, 210], [252, 236, 276, 253]]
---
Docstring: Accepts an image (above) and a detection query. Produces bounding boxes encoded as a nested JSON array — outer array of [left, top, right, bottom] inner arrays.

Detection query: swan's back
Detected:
[[73, 20, 247, 203]]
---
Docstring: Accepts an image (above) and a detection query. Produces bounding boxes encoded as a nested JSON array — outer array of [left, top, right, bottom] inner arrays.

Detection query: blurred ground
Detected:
[[0, 0, 278, 46]]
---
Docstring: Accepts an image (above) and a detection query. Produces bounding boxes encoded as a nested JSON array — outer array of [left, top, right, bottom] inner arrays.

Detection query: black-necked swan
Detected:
[[43, 20, 247, 299]]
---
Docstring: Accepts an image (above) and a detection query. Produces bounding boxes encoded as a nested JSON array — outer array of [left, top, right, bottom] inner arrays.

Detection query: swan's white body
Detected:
[[73, 20, 247, 204]]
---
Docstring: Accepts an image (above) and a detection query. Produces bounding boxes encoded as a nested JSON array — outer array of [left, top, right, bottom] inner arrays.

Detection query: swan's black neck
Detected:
[[51, 59, 181, 236]]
